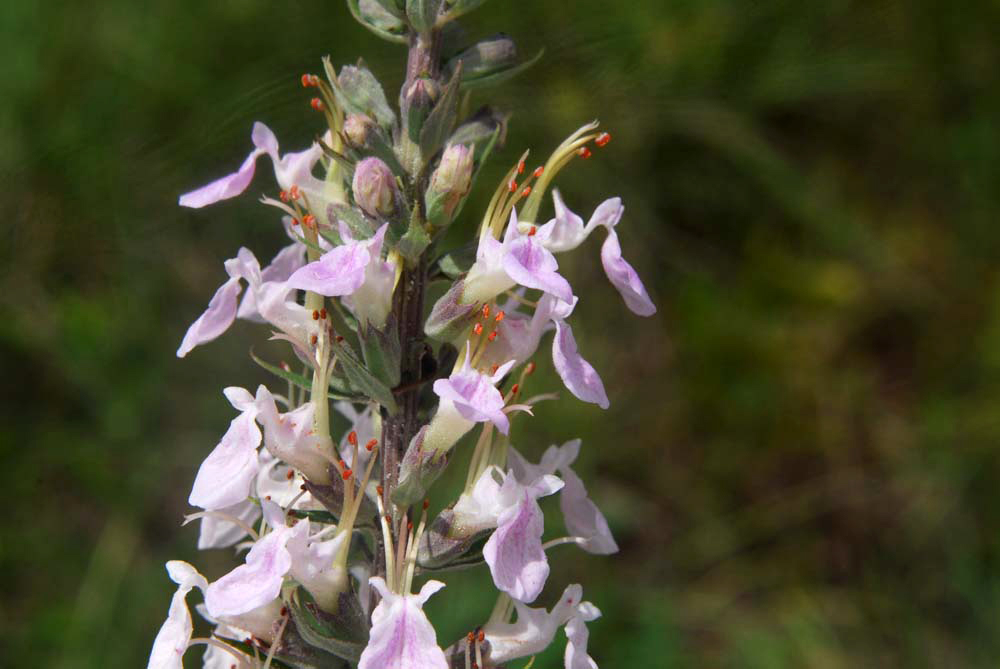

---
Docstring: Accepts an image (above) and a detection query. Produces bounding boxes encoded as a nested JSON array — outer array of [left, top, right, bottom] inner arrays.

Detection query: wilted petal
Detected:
[[483, 583, 582, 664], [564, 602, 601, 669], [147, 561, 207, 669], [176, 277, 242, 358], [560, 468, 618, 555], [552, 321, 609, 409], [600, 229, 655, 316], [358, 577, 448, 669], [189, 412, 261, 511]]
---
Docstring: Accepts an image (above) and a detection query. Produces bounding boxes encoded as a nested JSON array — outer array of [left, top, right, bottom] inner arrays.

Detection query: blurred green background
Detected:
[[3, 0, 1000, 666]]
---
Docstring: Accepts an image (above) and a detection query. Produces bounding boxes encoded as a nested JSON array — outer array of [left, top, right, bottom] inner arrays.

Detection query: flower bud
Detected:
[[344, 113, 376, 149], [446, 34, 518, 81], [352, 157, 398, 218], [425, 144, 473, 225]]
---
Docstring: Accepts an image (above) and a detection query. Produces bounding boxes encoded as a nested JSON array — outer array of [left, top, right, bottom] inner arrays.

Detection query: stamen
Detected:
[[319, 308, 328, 319], [347, 431, 358, 447], [312, 310, 320, 320], [487, 331, 498, 342], [481, 303, 490, 319], [533, 165, 544, 178], [510, 383, 519, 396], [310, 334, 318, 346], [473, 322, 484, 336], [595, 131, 611, 147], [508, 178, 518, 194], [577, 146, 593, 159], [289, 185, 301, 200], [302, 214, 316, 227], [517, 158, 526, 175], [521, 186, 532, 197], [527, 226, 537, 236], [285, 469, 295, 480], [494, 311, 505, 323], [342, 468, 353, 480], [526, 361, 536, 375], [366, 438, 378, 451], [310, 97, 325, 111], [301, 74, 320, 87], [279, 190, 290, 202], [376, 485, 384, 496]]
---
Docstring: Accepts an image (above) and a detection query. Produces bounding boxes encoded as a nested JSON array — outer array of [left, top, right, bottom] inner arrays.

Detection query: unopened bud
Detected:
[[352, 157, 398, 218], [447, 34, 518, 81], [431, 144, 473, 198], [343, 113, 375, 149]]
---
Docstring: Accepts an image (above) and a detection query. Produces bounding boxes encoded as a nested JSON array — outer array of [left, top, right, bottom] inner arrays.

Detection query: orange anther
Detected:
[[291, 218, 300, 226], [533, 166, 544, 178], [494, 311, 505, 323], [527, 226, 537, 236], [577, 146, 592, 159], [407, 520, 413, 531], [366, 438, 378, 451], [335, 335, 344, 343], [310, 97, 325, 111], [595, 132, 611, 147], [517, 159, 525, 175], [487, 331, 498, 342], [312, 310, 320, 320], [302, 214, 316, 227], [511, 383, 519, 395], [376, 485, 384, 496], [279, 190, 290, 202], [521, 186, 532, 197], [342, 469, 353, 480], [467, 632, 475, 642], [473, 323, 484, 336], [477, 630, 485, 642], [526, 361, 536, 375], [310, 334, 318, 346], [482, 303, 490, 319], [301, 74, 312, 88], [347, 431, 358, 446], [286, 469, 295, 480], [508, 179, 518, 193], [289, 185, 300, 199], [490, 364, 499, 374], [423, 498, 430, 510], [339, 459, 347, 469], [319, 308, 328, 319]]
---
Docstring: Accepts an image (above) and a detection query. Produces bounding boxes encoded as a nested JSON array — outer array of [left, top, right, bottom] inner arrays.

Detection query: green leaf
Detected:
[[359, 317, 402, 388], [335, 338, 399, 413], [396, 211, 433, 263], [250, 349, 360, 401]]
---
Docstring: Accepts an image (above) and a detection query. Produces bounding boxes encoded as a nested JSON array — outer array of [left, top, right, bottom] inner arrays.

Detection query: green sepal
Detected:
[[444, 34, 517, 82], [397, 209, 433, 262], [347, 0, 409, 43], [289, 586, 370, 664], [359, 316, 402, 388], [326, 203, 376, 241], [271, 615, 352, 669], [287, 508, 340, 525], [334, 61, 397, 130], [441, 0, 491, 22], [416, 507, 493, 570], [392, 426, 450, 507], [460, 48, 543, 91], [335, 337, 399, 413], [419, 64, 463, 160], [211, 639, 300, 669], [406, 0, 442, 34]]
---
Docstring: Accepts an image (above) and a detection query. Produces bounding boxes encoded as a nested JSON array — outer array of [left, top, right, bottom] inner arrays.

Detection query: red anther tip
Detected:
[[521, 186, 532, 197], [286, 469, 294, 480], [494, 310, 505, 323], [289, 185, 300, 199], [280, 606, 289, 616], [319, 308, 328, 319], [508, 179, 518, 193], [527, 226, 537, 236], [300, 483, 307, 490], [423, 498, 430, 510], [301, 74, 311, 88], [473, 322, 484, 336], [511, 383, 519, 395], [481, 303, 490, 319], [312, 310, 320, 320], [517, 159, 526, 175], [310, 334, 318, 345], [467, 632, 475, 642], [310, 97, 325, 111], [526, 361, 536, 375], [490, 364, 499, 374], [384, 514, 392, 522], [533, 166, 544, 178], [279, 190, 289, 202], [335, 335, 344, 343], [407, 520, 413, 531], [376, 485, 384, 495], [291, 218, 300, 226], [488, 331, 498, 342], [577, 146, 593, 159], [338, 459, 347, 469], [366, 438, 378, 451], [477, 630, 485, 642], [595, 131, 611, 147], [280, 361, 291, 371], [347, 431, 358, 446], [342, 469, 353, 480], [265, 495, 272, 501]]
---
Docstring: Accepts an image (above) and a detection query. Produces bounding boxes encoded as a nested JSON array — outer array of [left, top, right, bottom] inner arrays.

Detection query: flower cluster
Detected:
[[149, 3, 654, 669]]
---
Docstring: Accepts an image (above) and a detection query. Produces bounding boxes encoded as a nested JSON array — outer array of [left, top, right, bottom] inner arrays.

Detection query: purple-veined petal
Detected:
[[503, 236, 574, 304], [238, 243, 306, 322], [286, 525, 349, 611], [205, 521, 292, 618], [286, 242, 371, 296], [600, 229, 656, 316], [552, 321, 609, 409], [432, 373, 510, 434], [483, 478, 563, 603], [188, 412, 262, 510], [176, 277, 243, 358], [358, 577, 448, 669], [253, 386, 328, 483]]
